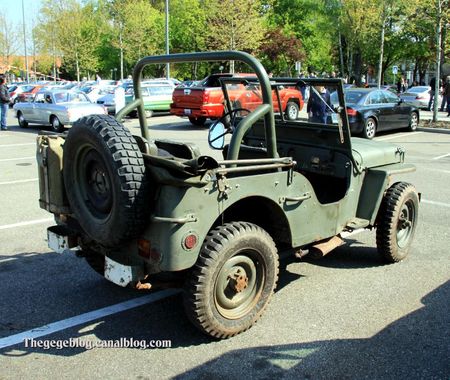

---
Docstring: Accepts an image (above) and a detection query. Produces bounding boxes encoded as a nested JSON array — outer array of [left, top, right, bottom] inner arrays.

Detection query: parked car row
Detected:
[[8, 75, 424, 139]]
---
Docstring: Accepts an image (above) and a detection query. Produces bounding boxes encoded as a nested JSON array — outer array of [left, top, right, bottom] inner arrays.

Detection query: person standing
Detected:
[[444, 77, 450, 117], [428, 77, 436, 111], [307, 85, 331, 124], [0, 77, 10, 131], [440, 77, 448, 112]]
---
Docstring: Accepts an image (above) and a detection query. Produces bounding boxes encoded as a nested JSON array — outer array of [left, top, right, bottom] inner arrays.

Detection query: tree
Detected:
[[205, 0, 265, 72], [259, 28, 305, 75], [35, 0, 104, 81], [268, 0, 336, 75], [168, 0, 208, 79], [0, 11, 20, 71]]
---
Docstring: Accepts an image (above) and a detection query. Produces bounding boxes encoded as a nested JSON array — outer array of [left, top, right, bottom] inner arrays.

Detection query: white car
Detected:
[[13, 90, 107, 132], [399, 86, 442, 109]]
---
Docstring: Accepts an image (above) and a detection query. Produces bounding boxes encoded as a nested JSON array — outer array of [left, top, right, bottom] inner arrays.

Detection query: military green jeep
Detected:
[[37, 51, 419, 339]]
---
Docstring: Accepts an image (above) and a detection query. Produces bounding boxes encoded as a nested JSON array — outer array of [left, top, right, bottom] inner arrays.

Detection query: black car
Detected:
[[331, 88, 419, 139]]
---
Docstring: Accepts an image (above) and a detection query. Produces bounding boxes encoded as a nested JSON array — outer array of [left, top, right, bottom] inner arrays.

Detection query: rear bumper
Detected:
[[170, 105, 223, 118]]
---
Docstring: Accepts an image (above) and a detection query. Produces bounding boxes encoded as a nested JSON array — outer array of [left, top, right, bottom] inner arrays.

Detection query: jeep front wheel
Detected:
[[183, 222, 279, 339], [376, 182, 419, 263]]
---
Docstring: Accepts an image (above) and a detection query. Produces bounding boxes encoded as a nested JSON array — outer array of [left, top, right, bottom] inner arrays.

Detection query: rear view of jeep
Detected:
[[37, 51, 419, 339]]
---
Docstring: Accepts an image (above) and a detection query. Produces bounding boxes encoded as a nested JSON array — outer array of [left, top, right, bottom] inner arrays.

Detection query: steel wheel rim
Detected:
[[75, 145, 113, 221], [214, 250, 265, 320], [397, 199, 415, 248], [366, 119, 376, 138]]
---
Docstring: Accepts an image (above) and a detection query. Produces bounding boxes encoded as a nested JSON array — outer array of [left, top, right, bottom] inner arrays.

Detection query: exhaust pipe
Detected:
[[310, 235, 344, 258]]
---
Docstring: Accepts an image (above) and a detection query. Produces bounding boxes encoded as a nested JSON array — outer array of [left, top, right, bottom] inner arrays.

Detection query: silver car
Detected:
[[13, 90, 107, 132], [399, 86, 442, 109]]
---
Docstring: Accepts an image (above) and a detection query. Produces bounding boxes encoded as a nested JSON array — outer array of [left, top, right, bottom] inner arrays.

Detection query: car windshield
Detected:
[[330, 90, 365, 105], [53, 92, 90, 103], [79, 86, 94, 94], [146, 86, 174, 96], [407, 87, 429, 93], [22, 85, 35, 92]]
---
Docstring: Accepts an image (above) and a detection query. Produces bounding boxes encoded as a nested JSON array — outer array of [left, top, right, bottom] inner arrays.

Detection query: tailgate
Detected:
[[172, 88, 214, 109]]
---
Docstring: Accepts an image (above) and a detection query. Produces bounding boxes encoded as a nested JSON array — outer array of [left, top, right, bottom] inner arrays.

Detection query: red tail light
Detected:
[[203, 91, 209, 103], [10, 91, 15, 97], [346, 107, 358, 116], [416, 96, 425, 100]]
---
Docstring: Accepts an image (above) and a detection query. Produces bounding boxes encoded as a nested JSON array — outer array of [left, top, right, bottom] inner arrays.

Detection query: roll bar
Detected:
[[115, 51, 278, 159]]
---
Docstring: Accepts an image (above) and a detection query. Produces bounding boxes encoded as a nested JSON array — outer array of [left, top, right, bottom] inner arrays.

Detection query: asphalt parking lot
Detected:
[[0, 111, 449, 379]]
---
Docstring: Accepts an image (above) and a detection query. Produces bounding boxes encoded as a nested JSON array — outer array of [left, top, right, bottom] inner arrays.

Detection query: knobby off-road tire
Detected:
[[63, 114, 148, 247], [183, 222, 279, 339], [376, 182, 419, 263]]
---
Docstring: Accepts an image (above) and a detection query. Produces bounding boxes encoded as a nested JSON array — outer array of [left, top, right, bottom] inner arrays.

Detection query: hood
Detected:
[[351, 137, 405, 169]]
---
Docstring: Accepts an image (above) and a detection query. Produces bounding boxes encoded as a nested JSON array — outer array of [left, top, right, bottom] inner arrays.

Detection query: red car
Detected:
[[16, 85, 44, 103], [171, 73, 304, 126]]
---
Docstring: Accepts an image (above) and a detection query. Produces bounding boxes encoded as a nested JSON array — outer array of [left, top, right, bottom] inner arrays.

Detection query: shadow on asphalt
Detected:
[[171, 281, 450, 379]]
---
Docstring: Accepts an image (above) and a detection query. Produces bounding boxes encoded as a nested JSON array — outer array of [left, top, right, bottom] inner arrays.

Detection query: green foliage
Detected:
[[259, 28, 305, 75], [27, 0, 450, 82], [268, 0, 337, 74]]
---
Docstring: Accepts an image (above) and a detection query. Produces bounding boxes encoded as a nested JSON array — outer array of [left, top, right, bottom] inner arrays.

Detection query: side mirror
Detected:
[[208, 122, 226, 150], [398, 98, 404, 104]]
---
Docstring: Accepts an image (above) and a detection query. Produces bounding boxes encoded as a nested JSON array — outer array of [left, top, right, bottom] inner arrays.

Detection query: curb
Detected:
[[417, 127, 450, 134]]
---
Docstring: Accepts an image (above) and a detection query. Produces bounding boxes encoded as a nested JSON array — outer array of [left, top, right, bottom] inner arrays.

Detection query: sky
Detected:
[[2, 0, 43, 27]]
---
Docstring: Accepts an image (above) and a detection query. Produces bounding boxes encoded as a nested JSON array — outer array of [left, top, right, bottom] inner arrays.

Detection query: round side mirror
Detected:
[[208, 122, 226, 150]]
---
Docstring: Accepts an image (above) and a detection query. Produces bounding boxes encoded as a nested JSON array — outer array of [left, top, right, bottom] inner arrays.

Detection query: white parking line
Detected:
[[0, 156, 35, 162], [0, 289, 180, 350], [422, 199, 450, 208], [0, 218, 53, 230], [0, 143, 35, 148], [0, 178, 38, 186], [375, 132, 422, 141], [432, 153, 450, 160]]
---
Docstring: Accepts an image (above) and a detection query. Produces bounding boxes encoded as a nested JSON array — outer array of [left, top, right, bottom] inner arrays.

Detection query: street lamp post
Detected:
[[21, 0, 29, 83], [165, 0, 170, 79]]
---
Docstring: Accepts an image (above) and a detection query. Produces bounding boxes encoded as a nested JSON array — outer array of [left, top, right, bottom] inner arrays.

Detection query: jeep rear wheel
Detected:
[[63, 115, 149, 246], [376, 182, 419, 263], [183, 222, 279, 339], [188, 116, 206, 126]]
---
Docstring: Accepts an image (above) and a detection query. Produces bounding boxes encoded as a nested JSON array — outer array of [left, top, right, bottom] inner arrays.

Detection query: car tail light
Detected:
[[10, 91, 15, 97], [346, 107, 358, 116], [203, 91, 209, 103], [416, 95, 425, 100]]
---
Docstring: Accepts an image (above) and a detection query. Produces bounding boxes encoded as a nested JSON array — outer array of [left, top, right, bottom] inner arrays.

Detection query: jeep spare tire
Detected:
[[63, 115, 148, 246]]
